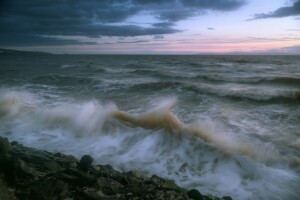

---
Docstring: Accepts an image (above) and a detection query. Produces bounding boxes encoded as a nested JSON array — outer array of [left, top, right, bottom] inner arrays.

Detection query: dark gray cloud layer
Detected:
[[0, 34, 98, 47], [252, 0, 300, 19], [0, 0, 245, 46]]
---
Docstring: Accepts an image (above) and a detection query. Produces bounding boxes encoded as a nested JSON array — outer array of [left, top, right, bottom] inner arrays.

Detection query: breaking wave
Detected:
[[0, 90, 295, 164]]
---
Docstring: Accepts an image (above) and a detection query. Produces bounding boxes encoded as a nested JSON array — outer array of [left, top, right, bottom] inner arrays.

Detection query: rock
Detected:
[[0, 178, 17, 200], [16, 159, 38, 178], [27, 178, 69, 200], [62, 168, 97, 186], [0, 137, 231, 200], [92, 164, 117, 179], [97, 177, 124, 195], [187, 189, 204, 200], [0, 137, 9, 156], [78, 155, 94, 172], [119, 171, 142, 186], [222, 196, 233, 200], [0, 161, 13, 185], [81, 187, 104, 200], [149, 175, 163, 187], [54, 152, 63, 157], [11, 141, 18, 145]]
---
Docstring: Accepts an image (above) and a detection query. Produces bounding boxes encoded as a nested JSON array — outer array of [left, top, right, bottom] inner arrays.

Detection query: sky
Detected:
[[0, 0, 300, 54]]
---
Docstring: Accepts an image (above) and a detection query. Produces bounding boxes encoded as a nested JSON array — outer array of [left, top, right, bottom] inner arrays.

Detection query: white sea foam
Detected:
[[61, 64, 77, 68], [0, 89, 299, 200]]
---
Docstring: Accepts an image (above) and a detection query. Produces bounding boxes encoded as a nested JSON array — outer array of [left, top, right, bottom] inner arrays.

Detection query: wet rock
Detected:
[[97, 177, 124, 195], [0, 158, 17, 185], [54, 152, 63, 157], [187, 189, 204, 200], [62, 168, 97, 186], [78, 155, 94, 172], [0, 177, 17, 200], [0, 137, 9, 156], [119, 171, 143, 186], [149, 175, 163, 187], [11, 141, 18, 145], [20, 178, 69, 200], [81, 187, 108, 200], [16, 159, 38, 178], [0, 137, 232, 200], [222, 196, 233, 200], [55, 154, 77, 169], [93, 164, 119, 179]]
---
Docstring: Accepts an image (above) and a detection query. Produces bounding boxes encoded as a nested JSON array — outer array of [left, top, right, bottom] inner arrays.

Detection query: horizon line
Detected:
[[1, 47, 300, 56]]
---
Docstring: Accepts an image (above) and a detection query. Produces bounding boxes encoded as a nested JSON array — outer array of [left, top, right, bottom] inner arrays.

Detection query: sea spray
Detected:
[[1, 55, 300, 200], [112, 97, 281, 163], [0, 90, 293, 163]]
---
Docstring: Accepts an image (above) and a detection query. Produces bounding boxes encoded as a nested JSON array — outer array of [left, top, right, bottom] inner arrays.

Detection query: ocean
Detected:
[[0, 54, 299, 199]]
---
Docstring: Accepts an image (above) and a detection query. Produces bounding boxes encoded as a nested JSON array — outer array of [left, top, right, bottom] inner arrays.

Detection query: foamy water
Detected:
[[0, 55, 299, 200]]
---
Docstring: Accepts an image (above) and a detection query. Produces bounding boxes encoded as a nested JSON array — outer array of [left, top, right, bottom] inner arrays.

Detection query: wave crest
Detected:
[[0, 90, 295, 164], [111, 98, 281, 163]]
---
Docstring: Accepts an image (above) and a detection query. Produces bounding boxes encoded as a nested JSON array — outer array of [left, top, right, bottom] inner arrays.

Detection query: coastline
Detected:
[[0, 136, 232, 200]]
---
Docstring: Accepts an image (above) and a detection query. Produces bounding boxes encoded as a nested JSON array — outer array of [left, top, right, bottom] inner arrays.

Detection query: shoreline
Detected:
[[0, 136, 232, 200]]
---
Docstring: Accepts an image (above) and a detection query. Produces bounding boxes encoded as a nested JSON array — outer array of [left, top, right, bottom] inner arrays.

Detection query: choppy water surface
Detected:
[[0, 54, 299, 199]]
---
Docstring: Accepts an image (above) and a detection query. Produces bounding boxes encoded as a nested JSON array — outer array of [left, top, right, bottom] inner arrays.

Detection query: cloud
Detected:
[[216, 36, 300, 44], [155, 0, 246, 22], [153, 35, 165, 39], [158, 9, 203, 22], [252, 45, 300, 54], [251, 0, 300, 20], [181, 0, 245, 10], [207, 27, 215, 30], [0, 34, 98, 47], [0, 0, 246, 46], [223, 45, 300, 55], [101, 40, 149, 45], [152, 22, 175, 28], [281, 45, 300, 53]]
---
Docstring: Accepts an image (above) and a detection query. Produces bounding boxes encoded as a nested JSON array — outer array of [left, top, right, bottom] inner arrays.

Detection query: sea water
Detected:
[[0, 54, 299, 199]]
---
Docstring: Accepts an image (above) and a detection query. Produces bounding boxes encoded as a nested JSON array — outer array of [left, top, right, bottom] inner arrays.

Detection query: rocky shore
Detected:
[[0, 136, 232, 200]]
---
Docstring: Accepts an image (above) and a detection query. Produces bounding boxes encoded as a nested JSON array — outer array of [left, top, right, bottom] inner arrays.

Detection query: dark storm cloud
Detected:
[[101, 40, 149, 45], [251, 0, 300, 20], [181, 0, 245, 10], [0, 34, 98, 47], [152, 22, 175, 28], [0, 0, 246, 46], [152, 0, 246, 22], [158, 9, 203, 22]]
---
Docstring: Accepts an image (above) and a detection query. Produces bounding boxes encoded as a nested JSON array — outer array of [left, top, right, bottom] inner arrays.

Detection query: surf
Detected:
[[1, 53, 300, 200], [109, 97, 295, 164], [1, 90, 298, 165]]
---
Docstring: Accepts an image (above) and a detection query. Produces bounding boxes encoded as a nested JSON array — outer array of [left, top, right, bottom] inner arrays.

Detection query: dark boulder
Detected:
[[187, 189, 204, 200], [78, 155, 94, 172]]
